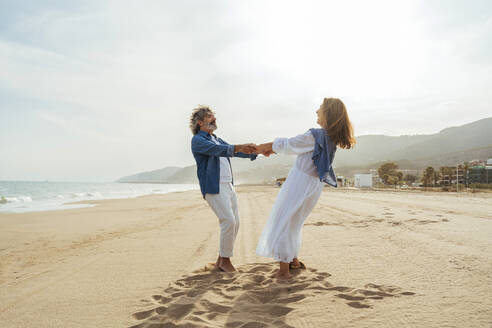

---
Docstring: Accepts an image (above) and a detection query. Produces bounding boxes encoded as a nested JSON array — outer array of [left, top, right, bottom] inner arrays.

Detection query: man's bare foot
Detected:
[[214, 255, 222, 269], [219, 257, 236, 272], [275, 271, 292, 280], [276, 262, 291, 280]]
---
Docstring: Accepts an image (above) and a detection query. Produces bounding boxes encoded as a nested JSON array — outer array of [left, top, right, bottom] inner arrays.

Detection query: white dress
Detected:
[[256, 130, 324, 263]]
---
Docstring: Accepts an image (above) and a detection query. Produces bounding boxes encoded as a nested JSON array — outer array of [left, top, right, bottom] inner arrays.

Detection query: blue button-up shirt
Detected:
[[191, 130, 257, 197]]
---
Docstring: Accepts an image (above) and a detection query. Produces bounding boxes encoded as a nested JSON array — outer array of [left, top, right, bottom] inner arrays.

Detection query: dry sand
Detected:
[[0, 186, 491, 327]]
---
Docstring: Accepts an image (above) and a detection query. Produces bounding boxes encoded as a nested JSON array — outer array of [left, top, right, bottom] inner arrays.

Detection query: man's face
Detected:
[[200, 111, 217, 131]]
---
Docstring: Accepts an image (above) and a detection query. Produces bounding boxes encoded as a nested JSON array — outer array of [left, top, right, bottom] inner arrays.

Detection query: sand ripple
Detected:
[[130, 263, 414, 328]]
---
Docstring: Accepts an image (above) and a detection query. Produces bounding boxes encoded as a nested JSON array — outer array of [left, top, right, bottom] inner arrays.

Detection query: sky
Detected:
[[1, 0, 491, 181]]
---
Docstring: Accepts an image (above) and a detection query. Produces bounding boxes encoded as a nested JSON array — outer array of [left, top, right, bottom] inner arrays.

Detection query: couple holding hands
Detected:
[[190, 98, 355, 280]]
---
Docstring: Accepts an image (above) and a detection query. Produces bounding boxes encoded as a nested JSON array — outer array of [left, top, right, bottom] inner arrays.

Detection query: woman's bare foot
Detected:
[[219, 257, 236, 272], [290, 258, 300, 267], [289, 257, 306, 270], [276, 262, 291, 280]]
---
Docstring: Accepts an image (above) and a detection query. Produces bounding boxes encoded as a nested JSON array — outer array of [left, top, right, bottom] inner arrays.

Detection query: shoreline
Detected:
[[2, 184, 491, 216], [0, 184, 492, 219]]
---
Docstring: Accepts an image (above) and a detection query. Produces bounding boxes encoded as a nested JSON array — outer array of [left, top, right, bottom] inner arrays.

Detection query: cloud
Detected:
[[1, 0, 492, 180]]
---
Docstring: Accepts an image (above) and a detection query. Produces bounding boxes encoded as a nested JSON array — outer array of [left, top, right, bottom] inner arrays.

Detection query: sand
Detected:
[[0, 186, 491, 327]]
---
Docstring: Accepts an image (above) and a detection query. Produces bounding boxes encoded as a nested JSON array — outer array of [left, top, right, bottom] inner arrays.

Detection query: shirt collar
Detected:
[[197, 130, 218, 139]]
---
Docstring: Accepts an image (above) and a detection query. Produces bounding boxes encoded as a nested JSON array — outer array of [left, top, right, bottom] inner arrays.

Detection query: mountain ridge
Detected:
[[116, 117, 492, 184]]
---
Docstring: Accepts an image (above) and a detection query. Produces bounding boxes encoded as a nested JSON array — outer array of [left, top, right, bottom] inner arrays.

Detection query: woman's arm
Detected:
[[270, 131, 315, 155]]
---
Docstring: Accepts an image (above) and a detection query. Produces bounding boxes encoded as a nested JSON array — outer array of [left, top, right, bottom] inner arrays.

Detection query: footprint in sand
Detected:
[[405, 218, 449, 225], [129, 264, 415, 327], [416, 220, 440, 225], [306, 221, 344, 227], [388, 221, 403, 226]]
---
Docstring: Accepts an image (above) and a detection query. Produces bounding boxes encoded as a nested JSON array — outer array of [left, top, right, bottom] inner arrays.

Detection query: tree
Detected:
[[422, 166, 435, 186], [388, 175, 399, 186], [404, 174, 417, 184], [433, 171, 440, 185], [378, 162, 399, 184]]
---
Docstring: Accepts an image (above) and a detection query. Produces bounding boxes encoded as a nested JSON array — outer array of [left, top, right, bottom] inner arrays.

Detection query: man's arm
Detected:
[[233, 151, 258, 160], [234, 144, 257, 153], [192, 136, 233, 157], [192, 136, 257, 157]]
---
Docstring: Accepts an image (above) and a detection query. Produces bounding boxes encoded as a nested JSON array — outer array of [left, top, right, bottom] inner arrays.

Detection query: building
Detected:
[[468, 166, 492, 184], [439, 165, 465, 185], [354, 174, 373, 188], [469, 159, 486, 166], [369, 169, 382, 185]]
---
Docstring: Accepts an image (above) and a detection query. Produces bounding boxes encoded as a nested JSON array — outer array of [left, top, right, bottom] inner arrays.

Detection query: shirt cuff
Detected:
[[227, 144, 235, 156], [272, 138, 285, 154]]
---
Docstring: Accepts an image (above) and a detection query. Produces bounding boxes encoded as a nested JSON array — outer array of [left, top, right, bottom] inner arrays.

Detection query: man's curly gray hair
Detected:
[[189, 105, 214, 135]]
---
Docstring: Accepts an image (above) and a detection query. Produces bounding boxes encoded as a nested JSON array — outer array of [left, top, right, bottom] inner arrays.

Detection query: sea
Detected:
[[0, 181, 199, 213]]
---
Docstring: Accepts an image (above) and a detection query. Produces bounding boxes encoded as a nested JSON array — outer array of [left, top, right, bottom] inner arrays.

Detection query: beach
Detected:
[[0, 186, 491, 328]]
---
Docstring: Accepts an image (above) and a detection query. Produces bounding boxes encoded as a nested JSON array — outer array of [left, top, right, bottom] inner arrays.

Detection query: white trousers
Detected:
[[205, 183, 240, 258]]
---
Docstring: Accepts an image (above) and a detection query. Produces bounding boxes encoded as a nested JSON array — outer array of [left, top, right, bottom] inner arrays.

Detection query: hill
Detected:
[[116, 117, 492, 184], [117, 166, 181, 183]]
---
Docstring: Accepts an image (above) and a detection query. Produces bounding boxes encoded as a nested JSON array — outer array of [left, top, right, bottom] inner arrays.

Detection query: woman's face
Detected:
[[316, 106, 324, 127]]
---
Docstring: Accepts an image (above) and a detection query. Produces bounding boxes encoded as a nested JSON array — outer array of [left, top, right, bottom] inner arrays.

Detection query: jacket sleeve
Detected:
[[217, 137, 257, 160], [192, 136, 235, 157], [233, 152, 257, 160]]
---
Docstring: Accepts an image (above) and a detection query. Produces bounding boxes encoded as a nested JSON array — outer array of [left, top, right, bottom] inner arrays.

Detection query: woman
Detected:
[[255, 98, 355, 280]]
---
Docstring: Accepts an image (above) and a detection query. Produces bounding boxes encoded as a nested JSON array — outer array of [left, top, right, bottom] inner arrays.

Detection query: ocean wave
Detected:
[[69, 192, 86, 198], [68, 191, 104, 198], [0, 196, 33, 204], [0, 182, 199, 212]]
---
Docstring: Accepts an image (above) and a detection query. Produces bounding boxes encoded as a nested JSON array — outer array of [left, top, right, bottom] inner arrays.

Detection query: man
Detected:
[[190, 106, 257, 272]]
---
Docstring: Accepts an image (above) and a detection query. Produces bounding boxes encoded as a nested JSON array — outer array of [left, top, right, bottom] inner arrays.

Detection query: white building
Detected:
[[354, 174, 373, 188]]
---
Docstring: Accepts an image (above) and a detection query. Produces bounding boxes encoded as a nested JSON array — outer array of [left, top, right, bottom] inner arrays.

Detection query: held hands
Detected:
[[255, 143, 274, 157], [235, 142, 275, 157], [235, 143, 257, 154]]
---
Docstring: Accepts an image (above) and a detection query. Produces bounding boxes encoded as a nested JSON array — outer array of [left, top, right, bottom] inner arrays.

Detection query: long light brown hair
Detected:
[[319, 98, 355, 149]]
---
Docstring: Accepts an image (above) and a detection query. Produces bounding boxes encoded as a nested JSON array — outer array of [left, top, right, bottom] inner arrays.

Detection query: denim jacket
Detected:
[[310, 128, 337, 187], [191, 130, 257, 197]]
